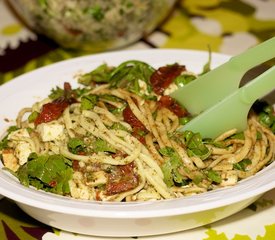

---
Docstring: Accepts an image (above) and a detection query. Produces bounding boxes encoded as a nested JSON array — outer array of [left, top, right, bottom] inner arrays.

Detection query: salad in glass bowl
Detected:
[[7, 0, 176, 51]]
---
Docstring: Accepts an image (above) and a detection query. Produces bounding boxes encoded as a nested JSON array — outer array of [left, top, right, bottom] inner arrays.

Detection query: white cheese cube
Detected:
[[37, 122, 64, 142], [14, 142, 32, 165]]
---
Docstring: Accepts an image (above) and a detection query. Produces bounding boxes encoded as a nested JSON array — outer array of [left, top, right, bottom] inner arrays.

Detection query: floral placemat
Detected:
[[0, 0, 275, 239], [1, 190, 275, 240]]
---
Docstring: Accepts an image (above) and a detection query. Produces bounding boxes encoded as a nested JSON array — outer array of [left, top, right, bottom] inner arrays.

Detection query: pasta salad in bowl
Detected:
[[0, 49, 274, 237]]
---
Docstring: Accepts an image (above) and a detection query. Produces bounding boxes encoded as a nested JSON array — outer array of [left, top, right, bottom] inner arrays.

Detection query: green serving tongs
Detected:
[[170, 37, 275, 139]]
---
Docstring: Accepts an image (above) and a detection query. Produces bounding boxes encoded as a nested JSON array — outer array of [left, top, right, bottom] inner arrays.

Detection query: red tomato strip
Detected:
[[35, 82, 77, 125], [150, 63, 185, 95], [158, 95, 188, 117], [106, 162, 139, 195], [34, 100, 69, 125], [123, 106, 147, 131], [123, 105, 148, 144]]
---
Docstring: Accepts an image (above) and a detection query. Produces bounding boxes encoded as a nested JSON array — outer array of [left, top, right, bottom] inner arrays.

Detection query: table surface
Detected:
[[0, 0, 275, 239]]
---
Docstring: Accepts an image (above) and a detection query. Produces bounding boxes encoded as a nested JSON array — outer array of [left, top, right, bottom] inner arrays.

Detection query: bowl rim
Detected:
[[0, 48, 274, 219]]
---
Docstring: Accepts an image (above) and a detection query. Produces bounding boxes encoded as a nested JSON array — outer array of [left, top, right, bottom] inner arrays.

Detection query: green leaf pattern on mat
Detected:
[[162, 0, 275, 53], [0, 198, 52, 240], [203, 224, 275, 240]]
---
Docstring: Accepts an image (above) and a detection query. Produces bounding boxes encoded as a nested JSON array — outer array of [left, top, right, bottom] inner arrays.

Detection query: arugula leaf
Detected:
[[200, 45, 212, 75], [81, 94, 98, 110], [193, 174, 204, 185], [258, 111, 275, 133], [93, 138, 116, 153], [78, 63, 114, 85], [160, 147, 186, 187], [17, 154, 73, 195], [49, 86, 64, 100], [73, 87, 91, 98], [179, 116, 193, 125], [68, 138, 85, 154], [233, 158, 252, 171], [182, 131, 211, 160], [28, 111, 39, 123], [206, 169, 221, 183], [174, 74, 196, 87], [203, 138, 226, 148], [109, 60, 155, 97], [77, 60, 156, 99], [110, 122, 129, 132], [99, 94, 127, 113], [99, 94, 125, 103], [252, 100, 275, 133], [256, 131, 262, 140], [0, 126, 18, 150], [230, 132, 245, 140], [85, 6, 104, 21]]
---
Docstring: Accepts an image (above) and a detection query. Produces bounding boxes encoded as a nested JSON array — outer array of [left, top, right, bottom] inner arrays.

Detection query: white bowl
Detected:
[[0, 49, 274, 237]]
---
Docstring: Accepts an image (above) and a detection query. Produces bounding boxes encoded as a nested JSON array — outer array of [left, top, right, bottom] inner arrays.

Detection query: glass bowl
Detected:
[[7, 0, 176, 51]]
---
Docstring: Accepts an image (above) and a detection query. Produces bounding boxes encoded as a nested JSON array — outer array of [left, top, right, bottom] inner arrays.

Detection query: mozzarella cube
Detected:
[[37, 122, 64, 142], [14, 142, 32, 165]]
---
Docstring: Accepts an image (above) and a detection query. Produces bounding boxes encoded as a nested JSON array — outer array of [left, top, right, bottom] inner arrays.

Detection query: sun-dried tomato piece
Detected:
[[123, 106, 146, 131], [150, 63, 185, 95], [34, 100, 69, 125], [123, 105, 148, 143], [106, 162, 139, 195], [158, 95, 188, 117], [34, 82, 78, 125]]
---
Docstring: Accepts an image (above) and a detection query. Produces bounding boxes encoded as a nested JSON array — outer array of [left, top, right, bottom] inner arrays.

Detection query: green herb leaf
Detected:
[[230, 132, 245, 140], [259, 112, 275, 128], [256, 131, 262, 140], [28, 111, 39, 123], [81, 94, 98, 110], [17, 154, 73, 195], [99, 94, 125, 103], [78, 63, 114, 86], [233, 158, 252, 171], [85, 6, 104, 21], [160, 147, 185, 187], [179, 116, 192, 125], [110, 122, 129, 132], [193, 174, 204, 185], [252, 100, 275, 133], [74, 87, 90, 98], [206, 169, 221, 183], [99, 94, 127, 113], [93, 138, 116, 153], [174, 74, 196, 87], [68, 138, 85, 154], [183, 131, 211, 160], [200, 45, 212, 75], [49, 86, 64, 100], [0, 126, 18, 150], [109, 60, 155, 97]]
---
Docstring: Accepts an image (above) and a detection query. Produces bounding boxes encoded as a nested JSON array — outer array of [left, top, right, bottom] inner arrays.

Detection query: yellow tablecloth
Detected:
[[0, 0, 275, 239]]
